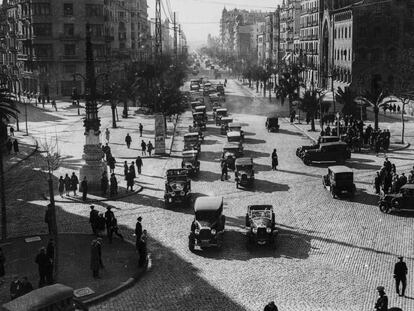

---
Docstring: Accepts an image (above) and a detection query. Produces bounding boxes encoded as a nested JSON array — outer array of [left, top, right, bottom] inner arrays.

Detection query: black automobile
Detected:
[[378, 184, 414, 214], [189, 197, 226, 251], [296, 136, 341, 158], [164, 169, 192, 207], [181, 150, 200, 176], [235, 157, 254, 188], [245, 205, 278, 247], [216, 84, 225, 96], [322, 166, 356, 198], [265, 117, 279, 132], [302, 142, 351, 165], [221, 143, 242, 170]]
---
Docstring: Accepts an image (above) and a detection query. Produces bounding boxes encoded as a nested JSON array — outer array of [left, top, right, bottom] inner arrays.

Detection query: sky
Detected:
[[148, 0, 282, 49]]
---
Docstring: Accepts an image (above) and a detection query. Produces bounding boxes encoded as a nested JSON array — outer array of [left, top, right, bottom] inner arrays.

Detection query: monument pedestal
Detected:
[[154, 113, 166, 155]]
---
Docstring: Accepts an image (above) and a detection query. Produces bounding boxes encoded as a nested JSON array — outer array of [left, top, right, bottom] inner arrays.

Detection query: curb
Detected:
[[390, 143, 411, 152], [43, 185, 144, 204], [4, 135, 39, 174]]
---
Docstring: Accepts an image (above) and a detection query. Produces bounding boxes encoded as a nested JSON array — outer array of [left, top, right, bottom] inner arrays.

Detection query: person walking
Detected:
[[108, 156, 116, 174], [70, 172, 79, 196], [89, 205, 99, 235], [374, 171, 381, 195], [125, 133, 132, 149], [139, 123, 143, 137], [138, 230, 148, 267], [58, 176, 64, 197], [35, 247, 50, 287], [135, 217, 143, 250], [141, 140, 147, 156], [136, 156, 143, 174], [80, 176, 88, 201], [6, 139, 12, 155], [12, 139, 19, 154], [90, 240, 100, 278], [374, 286, 388, 311], [10, 276, 22, 300], [105, 128, 110, 143], [271, 149, 278, 170], [394, 256, 408, 297], [96, 237, 104, 268], [129, 162, 136, 179], [123, 161, 129, 180], [0, 247, 5, 285], [221, 161, 228, 181], [101, 171, 108, 196], [110, 173, 118, 197], [96, 214, 106, 237], [147, 141, 154, 156], [51, 99, 57, 111], [126, 170, 134, 191], [104, 207, 115, 240], [109, 216, 124, 242], [64, 173, 71, 196], [9, 126, 14, 136]]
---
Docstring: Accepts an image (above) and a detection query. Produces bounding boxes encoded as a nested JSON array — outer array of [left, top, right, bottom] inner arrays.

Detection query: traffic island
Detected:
[[0, 233, 147, 306]]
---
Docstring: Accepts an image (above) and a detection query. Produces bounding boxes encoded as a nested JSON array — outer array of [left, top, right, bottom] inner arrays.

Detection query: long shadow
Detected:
[[243, 137, 266, 145], [15, 102, 65, 123], [345, 160, 382, 171], [242, 131, 256, 136], [250, 179, 290, 193], [195, 170, 222, 182], [199, 151, 222, 162], [278, 128, 305, 137], [243, 150, 270, 158], [252, 163, 272, 172], [202, 139, 218, 145]]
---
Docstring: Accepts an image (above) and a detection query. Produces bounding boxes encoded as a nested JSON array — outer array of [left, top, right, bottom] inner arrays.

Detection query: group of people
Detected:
[[58, 172, 89, 201], [34, 239, 55, 288], [374, 158, 414, 195], [5, 137, 19, 155], [140, 139, 154, 156], [89, 205, 123, 243]]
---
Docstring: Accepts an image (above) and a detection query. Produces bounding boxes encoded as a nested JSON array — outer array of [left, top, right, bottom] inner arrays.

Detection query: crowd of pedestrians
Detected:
[[374, 158, 414, 195], [57, 172, 80, 197]]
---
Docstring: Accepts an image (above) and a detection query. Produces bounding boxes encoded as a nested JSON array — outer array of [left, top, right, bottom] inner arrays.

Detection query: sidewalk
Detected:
[[3, 132, 38, 173]]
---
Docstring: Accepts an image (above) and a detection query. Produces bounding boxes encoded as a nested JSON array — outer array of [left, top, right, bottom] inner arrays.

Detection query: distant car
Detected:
[[235, 157, 254, 188], [378, 184, 414, 214], [296, 136, 341, 158], [181, 150, 200, 176], [184, 132, 201, 153], [302, 142, 351, 165], [265, 117, 279, 132], [190, 83, 200, 91], [322, 166, 356, 198], [215, 108, 228, 124], [164, 169, 192, 207], [245, 205, 278, 247], [216, 84, 225, 96], [189, 197, 226, 251]]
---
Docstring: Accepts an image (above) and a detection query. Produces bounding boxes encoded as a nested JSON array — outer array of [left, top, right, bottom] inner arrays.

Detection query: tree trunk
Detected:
[[401, 103, 405, 144], [0, 147, 6, 240], [311, 115, 315, 131], [374, 106, 379, 130]]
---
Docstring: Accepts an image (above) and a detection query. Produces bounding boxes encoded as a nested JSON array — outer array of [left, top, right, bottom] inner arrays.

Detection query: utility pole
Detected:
[[178, 24, 181, 55], [155, 0, 162, 59], [173, 12, 178, 61]]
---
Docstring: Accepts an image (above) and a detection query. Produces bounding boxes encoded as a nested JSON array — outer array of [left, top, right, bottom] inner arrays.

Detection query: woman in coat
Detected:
[[64, 174, 71, 196], [90, 240, 100, 278], [58, 176, 65, 197], [70, 172, 79, 196], [124, 161, 128, 180]]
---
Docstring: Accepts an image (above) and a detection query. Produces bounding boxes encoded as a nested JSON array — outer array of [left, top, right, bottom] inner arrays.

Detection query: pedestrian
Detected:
[[41, 96, 45, 108], [138, 230, 147, 267], [147, 141, 154, 156], [71, 172, 79, 196], [90, 240, 100, 278], [136, 156, 143, 174], [264, 301, 278, 311], [109, 216, 124, 242], [89, 205, 99, 235], [394, 256, 408, 297], [108, 156, 116, 174], [0, 247, 5, 284], [135, 217, 142, 250], [104, 207, 115, 240], [125, 133, 132, 148], [51, 99, 57, 111], [374, 286, 388, 311], [221, 161, 228, 181], [96, 237, 104, 268], [47, 95, 50, 103], [124, 161, 128, 180], [129, 162, 136, 179], [6, 139, 12, 155], [102, 143, 111, 161], [58, 176, 64, 197], [44, 204, 53, 234], [46, 238, 55, 284], [96, 214, 106, 237], [110, 173, 118, 197], [101, 171, 109, 196], [105, 128, 110, 143], [80, 176, 88, 201], [271, 149, 278, 170], [141, 140, 147, 156], [12, 139, 19, 154], [64, 173, 71, 196], [139, 123, 143, 137], [9, 126, 14, 136], [126, 170, 134, 191], [10, 276, 22, 300], [35, 247, 50, 287], [374, 171, 381, 195], [19, 276, 33, 296]]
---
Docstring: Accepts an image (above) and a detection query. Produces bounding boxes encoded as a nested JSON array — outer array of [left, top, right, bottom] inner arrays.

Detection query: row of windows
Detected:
[[32, 44, 107, 57], [334, 25, 352, 39], [21, 3, 104, 17], [300, 42, 318, 54], [335, 48, 352, 62], [301, 1, 319, 13]]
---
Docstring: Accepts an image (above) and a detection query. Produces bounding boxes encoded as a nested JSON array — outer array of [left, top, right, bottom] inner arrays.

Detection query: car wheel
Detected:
[[236, 183, 239, 189], [391, 198, 400, 211], [303, 158, 310, 166], [331, 187, 336, 198], [188, 239, 195, 252], [379, 202, 391, 214]]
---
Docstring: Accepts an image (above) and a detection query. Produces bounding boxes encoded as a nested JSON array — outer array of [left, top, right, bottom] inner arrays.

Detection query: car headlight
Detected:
[[195, 229, 200, 234], [170, 192, 176, 197], [252, 228, 258, 233], [180, 191, 185, 196], [211, 229, 216, 235], [266, 227, 272, 233]]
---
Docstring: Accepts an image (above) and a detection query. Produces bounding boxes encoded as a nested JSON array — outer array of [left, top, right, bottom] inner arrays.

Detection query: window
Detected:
[[64, 63, 76, 73], [63, 3, 73, 16], [64, 44, 76, 55], [33, 3, 51, 16], [33, 44, 53, 57], [344, 27, 347, 38], [85, 4, 103, 17], [90, 24, 103, 37], [93, 44, 105, 57], [33, 23, 52, 36], [63, 24, 74, 36]]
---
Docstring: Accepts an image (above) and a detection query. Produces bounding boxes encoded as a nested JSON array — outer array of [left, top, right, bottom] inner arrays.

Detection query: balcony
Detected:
[[105, 35, 114, 42], [60, 55, 79, 61], [16, 34, 31, 41], [17, 53, 29, 61], [33, 55, 54, 61]]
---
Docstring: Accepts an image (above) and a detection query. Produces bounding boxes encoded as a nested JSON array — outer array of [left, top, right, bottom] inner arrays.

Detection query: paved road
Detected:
[[90, 80, 414, 311]]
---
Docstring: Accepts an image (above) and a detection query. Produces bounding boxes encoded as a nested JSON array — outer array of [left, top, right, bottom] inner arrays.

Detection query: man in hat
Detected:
[[89, 205, 99, 235], [394, 256, 408, 296], [104, 207, 114, 240], [135, 217, 143, 250], [374, 286, 388, 311]]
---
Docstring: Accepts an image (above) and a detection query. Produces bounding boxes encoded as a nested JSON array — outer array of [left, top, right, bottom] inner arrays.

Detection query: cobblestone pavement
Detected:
[[86, 80, 414, 311]]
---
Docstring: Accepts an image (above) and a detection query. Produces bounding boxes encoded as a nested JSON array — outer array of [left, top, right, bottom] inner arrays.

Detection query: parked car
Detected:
[[322, 166, 356, 198], [228, 122, 244, 138], [220, 117, 233, 134], [194, 105, 207, 121], [296, 136, 341, 158], [181, 150, 200, 176], [235, 157, 254, 188], [302, 142, 351, 165], [265, 117, 279, 132], [164, 169, 192, 207], [184, 132, 201, 153], [190, 83, 200, 91], [189, 197, 225, 251], [245, 205, 278, 247], [191, 100, 203, 110], [216, 84, 225, 96], [189, 124, 204, 141], [378, 184, 414, 214]]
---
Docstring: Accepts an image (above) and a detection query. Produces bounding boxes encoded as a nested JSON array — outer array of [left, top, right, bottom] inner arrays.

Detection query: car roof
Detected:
[[223, 142, 239, 149], [319, 141, 348, 147], [401, 184, 414, 190], [194, 197, 223, 212], [328, 165, 353, 173], [267, 116, 278, 120], [195, 105, 206, 109], [182, 150, 198, 156], [229, 122, 241, 127], [217, 108, 227, 112], [227, 131, 241, 137], [248, 205, 273, 211], [235, 157, 253, 165], [184, 132, 199, 137], [221, 117, 233, 121]]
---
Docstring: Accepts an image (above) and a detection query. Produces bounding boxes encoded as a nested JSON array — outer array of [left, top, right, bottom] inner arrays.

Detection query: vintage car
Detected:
[[189, 197, 226, 251], [228, 122, 244, 137], [181, 150, 200, 176], [226, 131, 243, 151], [378, 184, 414, 214], [302, 142, 351, 165], [189, 124, 204, 141], [220, 117, 234, 134], [265, 117, 279, 132], [209, 93, 220, 103], [215, 108, 228, 124], [245, 205, 278, 247], [221, 143, 243, 170], [216, 84, 225, 96], [322, 166, 356, 198], [296, 136, 341, 158], [194, 105, 207, 121], [164, 169, 192, 207], [191, 100, 203, 110], [192, 112, 207, 130], [184, 132, 201, 152], [235, 157, 254, 188], [190, 83, 200, 91]]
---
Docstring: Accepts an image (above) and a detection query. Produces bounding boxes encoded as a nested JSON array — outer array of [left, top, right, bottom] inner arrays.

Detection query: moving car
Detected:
[[215, 108, 228, 124], [220, 117, 233, 134], [216, 84, 225, 96], [265, 117, 279, 132], [228, 122, 243, 136], [296, 136, 341, 158], [235, 157, 254, 188], [302, 142, 350, 165], [193, 112, 207, 130], [245, 205, 278, 247], [164, 169, 192, 207], [378, 184, 414, 214], [322, 166, 356, 198], [181, 150, 200, 176], [221, 143, 243, 170], [184, 132, 201, 152], [194, 105, 207, 121], [189, 197, 226, 251]]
